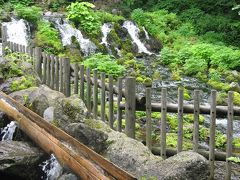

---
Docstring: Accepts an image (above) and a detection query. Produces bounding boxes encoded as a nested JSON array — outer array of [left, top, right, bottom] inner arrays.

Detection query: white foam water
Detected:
[[143, 26, 150, 40], [2, 18, 29, 46], [1, 121, 18, 141], [123, 20, 152, 55], [100, 23, 112, 47], [55, 19, 97, 56], [40, 154, 63, 180]]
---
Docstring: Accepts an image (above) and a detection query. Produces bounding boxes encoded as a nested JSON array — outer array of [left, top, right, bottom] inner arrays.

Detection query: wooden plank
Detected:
[[125, 77, 136, 138], [86, 68, 91, 112], [74, 63, 79, 94], [93, 69, 98, 119], [50, 55, 55, 89], [35, 47, 42, 80], [55, 56, 60, 91], [79, 65, 85, 101], [59, 58, 64, 93], [101, 73, 106, 122], [117, 78, 123, 132], [109, 75, 114, 129], [0, 92, 136, 180], [42, 52, 47, 84], [161, 88, 167, 159], [193, 90, 200, 152], [225, 91, 233, 180], [146, 87, 152, 150], [177, 88, 183, 153], [0, 99, 109, 180], [63, 58, 71, 97], [209, 90, 217, 180]]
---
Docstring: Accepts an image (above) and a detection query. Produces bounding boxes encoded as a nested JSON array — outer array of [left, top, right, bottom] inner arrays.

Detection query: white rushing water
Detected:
[[2, 18, 29, 46], [143, 26, 150, 40], [1, 121, 18, 141], [55, 19, 97, 56], [40, 154, 63, 180], [100, 23, 112, 47], [123, 20, 152, 55]]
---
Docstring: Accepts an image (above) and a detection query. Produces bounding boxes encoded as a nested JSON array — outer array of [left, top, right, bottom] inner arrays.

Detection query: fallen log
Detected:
[[0, 92, 136, 180]]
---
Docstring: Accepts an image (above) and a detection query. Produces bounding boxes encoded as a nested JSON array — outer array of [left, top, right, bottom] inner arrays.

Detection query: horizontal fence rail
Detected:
[[3, 38, 239, 180]]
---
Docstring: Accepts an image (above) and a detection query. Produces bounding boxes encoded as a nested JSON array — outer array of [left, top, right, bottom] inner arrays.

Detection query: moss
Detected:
[[152, 71, 161, 80], [166, 133, 192, 150], [10, 76, 35, 92], [233, 138, 240, 148], [143, 78, 152, 87], [233, 92, 240, 106], [136, 76, 145, 83], [108, 29, 121, 46], [183, 88, 191, 101], [183, 114, 205, 125], [84, 118, 104, 130], [216, 92, 228, 105], [171, 70, 181, 81], [121, 39, 133, 53], [207, 79, 231, 91]]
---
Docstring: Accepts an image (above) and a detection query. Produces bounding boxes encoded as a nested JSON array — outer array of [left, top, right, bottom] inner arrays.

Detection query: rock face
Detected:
[[0, 141, 44, 179]]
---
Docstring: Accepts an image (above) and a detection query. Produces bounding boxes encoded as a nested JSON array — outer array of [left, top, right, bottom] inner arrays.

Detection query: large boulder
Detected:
[[0, 141, 45, 179]]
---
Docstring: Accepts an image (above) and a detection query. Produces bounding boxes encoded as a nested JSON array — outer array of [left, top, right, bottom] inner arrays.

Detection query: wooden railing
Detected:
[[2, 37, 239, 179]]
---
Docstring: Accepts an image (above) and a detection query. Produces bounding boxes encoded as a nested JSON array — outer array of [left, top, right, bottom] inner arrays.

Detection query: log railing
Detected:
[[2, 38, 239, 180]]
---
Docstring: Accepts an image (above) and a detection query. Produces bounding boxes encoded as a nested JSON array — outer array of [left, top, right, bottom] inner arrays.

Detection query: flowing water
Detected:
[[101, 23, 112, 47], [1, 121, 18, 141], [143, 26, 150, 40], [40, 154, 63, 180], [123, 20, 153, 55], [54, 19, 97, 56], [2, 18, 29, 46]]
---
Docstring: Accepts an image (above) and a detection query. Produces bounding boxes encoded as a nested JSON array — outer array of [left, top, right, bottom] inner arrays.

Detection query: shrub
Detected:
[[35, 20, 63, 54], [14, 4, 42, 24], [66, 2, 101, 35], [83, 53, 125, 78], [96, 11, 125, 23]]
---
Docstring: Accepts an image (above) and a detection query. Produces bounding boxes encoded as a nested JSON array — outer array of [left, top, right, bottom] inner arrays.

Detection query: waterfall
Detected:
[[123, 20, 152, 55], [1, 121, 18, 141], [143, 26, 150, 40], [101, 23, 112, 47], [2, 18, 29, 46], [55, 19, 97, 56], [40, 154, 63, 180]]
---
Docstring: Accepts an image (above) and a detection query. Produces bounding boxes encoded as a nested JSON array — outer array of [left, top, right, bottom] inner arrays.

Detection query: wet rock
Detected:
[[145, 38, 163, 54], [0, 77, 23, 94], [230, 82, 240, 92], [0, 141, 44, 179], [214, 161, 240, 180], [58, 173, 78, 180]]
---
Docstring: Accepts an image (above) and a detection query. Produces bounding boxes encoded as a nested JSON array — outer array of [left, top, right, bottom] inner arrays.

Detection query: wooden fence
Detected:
[[2, 36, 239, 179]]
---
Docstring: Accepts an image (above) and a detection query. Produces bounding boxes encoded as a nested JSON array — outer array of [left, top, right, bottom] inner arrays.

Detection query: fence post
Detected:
[[1, 26, 7, 56], [117, 77, 123, 131], [34, 47, 42, 80], [225, 91, 233, 180], [74, 63, 79, 94], [63, 58, 71, 97], [101, 73, 106, 122], [109, 75, 114, 129], [209, 90, 217, 180], [59, 58, 64, 93], [146, 87, 152, 150], [46, 54, 51, 86], [42, 52, 47, 84], [86, 68, 91, 112], [93, 69, 98, 119], [193, 90, 200, 152], [177, 88, 184, 153], [125, 77, 136, 139], [50, 55, 55, 89], [161, 88, 167, 159], [55, 56, 59, 91], [79, 65, 84, 101]]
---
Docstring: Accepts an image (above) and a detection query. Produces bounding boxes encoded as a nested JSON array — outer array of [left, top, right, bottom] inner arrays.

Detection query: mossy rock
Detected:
[[216, 92, 228, 105], [207, 79, 231, 91]]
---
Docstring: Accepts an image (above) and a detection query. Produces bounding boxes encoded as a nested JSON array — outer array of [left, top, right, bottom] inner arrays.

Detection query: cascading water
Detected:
[[2, 18, 29, 46], [101, 23, 112, 47], [143, 26, 150, 40], [40, 154, 63, 180], [1, 121, 18, 141], [55, 19, 97, 56], [123, 20, 152, 55]]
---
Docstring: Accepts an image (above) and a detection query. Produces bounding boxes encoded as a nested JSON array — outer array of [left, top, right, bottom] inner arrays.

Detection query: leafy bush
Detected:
[[96, 11, 125, 23], [83, 53, 125, 77], [35, 20, 63, 54], [14, 4, 42, 24], [66, 2, 100, 35]]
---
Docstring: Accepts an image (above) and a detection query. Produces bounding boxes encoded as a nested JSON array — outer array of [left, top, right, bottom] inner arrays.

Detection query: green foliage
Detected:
[[35, 20, 63, 54], [96, 11, 125, 23], [228, 157, 240, 164], [14, 4, 42, 24], [66, 2, 100, 35], [10, 76, 35, 92], [83, 53, 125, 78], [233, 138, 240, 148]]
